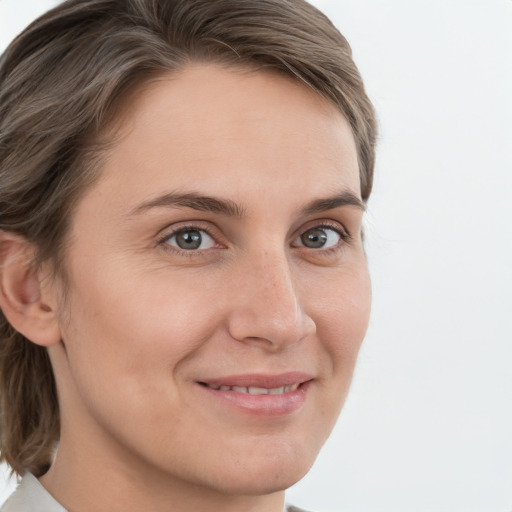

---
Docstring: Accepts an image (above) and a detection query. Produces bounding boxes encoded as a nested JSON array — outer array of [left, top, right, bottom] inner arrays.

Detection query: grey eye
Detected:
[[165, 229, 216, 251], [295, 227, 341, 249]]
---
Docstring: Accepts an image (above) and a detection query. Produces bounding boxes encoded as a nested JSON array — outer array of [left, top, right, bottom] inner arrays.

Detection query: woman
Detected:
[[0, 1, 377, 511]]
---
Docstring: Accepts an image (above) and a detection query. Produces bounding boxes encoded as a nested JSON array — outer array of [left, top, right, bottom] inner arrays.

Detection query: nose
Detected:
[[226, 250, 316, 351]]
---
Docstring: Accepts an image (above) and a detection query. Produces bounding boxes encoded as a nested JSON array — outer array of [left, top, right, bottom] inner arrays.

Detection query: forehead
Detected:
[[87, 64, 360, 211]]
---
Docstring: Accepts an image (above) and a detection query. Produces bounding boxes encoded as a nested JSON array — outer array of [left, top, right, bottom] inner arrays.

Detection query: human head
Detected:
[[0, 0, 376, 479]]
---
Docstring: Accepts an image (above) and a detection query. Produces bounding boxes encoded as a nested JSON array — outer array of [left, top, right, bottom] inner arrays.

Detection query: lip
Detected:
[[196, 372, 314, 417], [199, 372, 313, 389]]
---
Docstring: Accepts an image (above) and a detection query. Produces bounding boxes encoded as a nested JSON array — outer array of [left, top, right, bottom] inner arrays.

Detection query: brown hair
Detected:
[[0, 0, 377, 477]]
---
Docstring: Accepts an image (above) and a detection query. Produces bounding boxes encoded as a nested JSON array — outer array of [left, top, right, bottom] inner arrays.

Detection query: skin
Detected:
[[33, 64, 372, 512]]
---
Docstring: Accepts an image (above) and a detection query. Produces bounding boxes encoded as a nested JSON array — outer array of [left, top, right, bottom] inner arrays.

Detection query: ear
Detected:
[[0, 232, 62, 347]]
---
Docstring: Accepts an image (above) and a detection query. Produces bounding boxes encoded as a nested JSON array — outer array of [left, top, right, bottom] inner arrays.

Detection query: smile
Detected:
[[196, 373, 313, 417], [202, 383, 301, 395]]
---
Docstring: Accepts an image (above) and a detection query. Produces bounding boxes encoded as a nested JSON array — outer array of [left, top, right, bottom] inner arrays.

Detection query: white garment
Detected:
[[1, 474, 66, 512], [1, 473, 309, 512]]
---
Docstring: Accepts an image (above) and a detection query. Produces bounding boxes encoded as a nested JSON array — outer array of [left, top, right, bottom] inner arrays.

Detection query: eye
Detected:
[[163, 228, 216, 251], [293, 226, 344, 249]]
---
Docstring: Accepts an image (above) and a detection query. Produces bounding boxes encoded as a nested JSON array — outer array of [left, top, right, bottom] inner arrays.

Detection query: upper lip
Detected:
[[198, 372, 314, 389]]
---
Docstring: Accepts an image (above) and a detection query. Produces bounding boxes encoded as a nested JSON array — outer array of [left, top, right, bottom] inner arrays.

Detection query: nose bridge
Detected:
[[228, 247, 315, 348], [255, 249, 300, 324]]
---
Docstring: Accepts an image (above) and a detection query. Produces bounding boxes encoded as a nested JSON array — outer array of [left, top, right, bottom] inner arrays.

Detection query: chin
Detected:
[[201, 441, 317, 496], [208, 467, 311, 497]]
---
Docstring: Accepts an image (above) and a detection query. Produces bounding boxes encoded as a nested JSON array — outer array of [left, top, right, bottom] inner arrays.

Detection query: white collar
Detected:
[[1, 473, 308, 512], [1, 473, 67, 512]]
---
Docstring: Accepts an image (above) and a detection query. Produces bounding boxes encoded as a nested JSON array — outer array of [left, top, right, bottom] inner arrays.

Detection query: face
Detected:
[[49, 64, 371, 498]]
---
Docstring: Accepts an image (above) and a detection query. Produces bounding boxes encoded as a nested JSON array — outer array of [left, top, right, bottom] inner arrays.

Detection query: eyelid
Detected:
[[293, 219, 351, 242], [156, 222, 226, 253], [290, 220, 352, 256]]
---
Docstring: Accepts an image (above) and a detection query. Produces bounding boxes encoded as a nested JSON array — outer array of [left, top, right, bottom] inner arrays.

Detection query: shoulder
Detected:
[[1, 473, 67, 512]]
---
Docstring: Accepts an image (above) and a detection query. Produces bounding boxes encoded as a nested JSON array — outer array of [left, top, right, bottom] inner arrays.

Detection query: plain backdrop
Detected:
[[1, 1, 511, 511]]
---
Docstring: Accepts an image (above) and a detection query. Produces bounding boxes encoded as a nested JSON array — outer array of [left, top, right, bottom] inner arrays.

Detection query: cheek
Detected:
[[55, 269, 229, 445], [59, 266, 224, 388], [311, 263, 371, 372]]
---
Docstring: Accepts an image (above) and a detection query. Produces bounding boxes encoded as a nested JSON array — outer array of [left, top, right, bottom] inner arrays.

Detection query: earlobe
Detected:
[[0, 232, 61, 347]]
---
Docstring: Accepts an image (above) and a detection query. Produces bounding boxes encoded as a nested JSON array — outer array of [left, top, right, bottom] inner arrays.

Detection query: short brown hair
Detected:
[[0, 0, 377, 477]]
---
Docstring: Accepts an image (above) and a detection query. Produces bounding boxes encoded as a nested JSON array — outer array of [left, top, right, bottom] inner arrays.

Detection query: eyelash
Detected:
[[294, 222, 352, 253], [157, 221, 351, 257], [157, 223, 223, 257]]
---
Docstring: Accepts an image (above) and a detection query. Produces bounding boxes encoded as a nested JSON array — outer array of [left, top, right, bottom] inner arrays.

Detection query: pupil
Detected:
[[177, 230, 202, 250], [301, 228, 327, 248]]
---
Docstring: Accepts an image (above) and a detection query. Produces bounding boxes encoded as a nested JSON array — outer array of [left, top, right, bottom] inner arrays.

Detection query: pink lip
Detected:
[[196, 372, 314, 417]]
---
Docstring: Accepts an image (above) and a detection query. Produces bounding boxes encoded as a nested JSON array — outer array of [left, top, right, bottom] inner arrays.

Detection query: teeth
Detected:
[[248, 386, 269, 395], [205, 383, 300, 394]]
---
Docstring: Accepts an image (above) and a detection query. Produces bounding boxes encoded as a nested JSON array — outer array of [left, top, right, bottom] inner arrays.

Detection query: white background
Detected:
[[1, 1, 511, 511]]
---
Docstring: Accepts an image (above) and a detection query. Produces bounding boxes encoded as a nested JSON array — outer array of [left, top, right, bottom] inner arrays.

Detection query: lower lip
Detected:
[[197, 381, 312, 417]]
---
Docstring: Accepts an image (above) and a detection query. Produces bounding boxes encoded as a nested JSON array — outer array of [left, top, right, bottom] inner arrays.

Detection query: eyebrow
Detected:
[[129, 190, 364, 218], [300, 190, 365, 215], [129, 192, 245, 218]]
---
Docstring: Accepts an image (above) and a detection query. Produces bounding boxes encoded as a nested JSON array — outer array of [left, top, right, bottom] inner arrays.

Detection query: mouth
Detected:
[[199, 382, 301, 395], [196, 373, 313, 416]]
